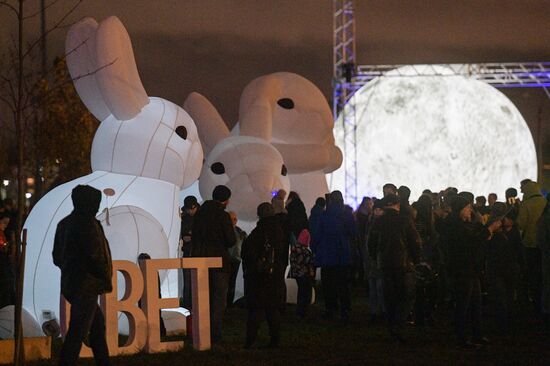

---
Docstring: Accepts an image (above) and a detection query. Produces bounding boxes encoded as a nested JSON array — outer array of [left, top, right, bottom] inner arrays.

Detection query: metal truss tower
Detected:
[[333, 0, 358, 205], [333, 1, 550, 206]]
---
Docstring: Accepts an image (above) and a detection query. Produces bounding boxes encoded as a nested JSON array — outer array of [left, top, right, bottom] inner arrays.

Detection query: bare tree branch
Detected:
[[21, 58, 117, 112], [0, 1, 19, 17], [22, 0, 62, 20], [20, 0, 84, 63]]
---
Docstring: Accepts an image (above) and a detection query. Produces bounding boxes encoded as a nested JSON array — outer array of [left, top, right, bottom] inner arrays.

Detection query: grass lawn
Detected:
[[30, 286, 550, 365]]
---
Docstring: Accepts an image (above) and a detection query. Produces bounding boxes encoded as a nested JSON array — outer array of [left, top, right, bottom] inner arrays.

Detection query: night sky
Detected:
[[2, 0, 550, 157]]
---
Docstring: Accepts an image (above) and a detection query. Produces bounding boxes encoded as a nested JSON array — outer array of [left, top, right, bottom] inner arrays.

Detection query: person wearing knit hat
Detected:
[[241, 202, 287, 348], [487, 202, 508, 224], [191, 185, 236, 343], [445, 194, 501, 348], [485, 201, 523, 332], [313, 190, 357, 322], [367, 190, 420, 342], [212, 185, 232, 205], [297, 229, 311, 247], [289, 228, 315, 319], [451, 196, 470, 217], [180, 195, 200, 310], [271, 196, 287, 215]]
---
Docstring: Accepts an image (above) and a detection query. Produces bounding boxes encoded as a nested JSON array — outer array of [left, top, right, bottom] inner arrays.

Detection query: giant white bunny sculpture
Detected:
[[23, 16, 203, 326], [235, 72, 343, 210], [184, 92, 290, 223]]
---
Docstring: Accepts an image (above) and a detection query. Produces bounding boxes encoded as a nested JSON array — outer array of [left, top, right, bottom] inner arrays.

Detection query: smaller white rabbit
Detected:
[[184, 92, 290, 222]]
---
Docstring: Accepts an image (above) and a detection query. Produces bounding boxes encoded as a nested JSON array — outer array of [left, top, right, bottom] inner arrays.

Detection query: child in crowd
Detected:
[[289, 229, 316, 319]]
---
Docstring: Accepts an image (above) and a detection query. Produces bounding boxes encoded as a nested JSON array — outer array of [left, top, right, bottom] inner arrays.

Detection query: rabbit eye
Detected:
[[175, 126, 188, 140], [281, 164, 288, 176], [277, 98, 294, 109], [211, 162, 225, 175]]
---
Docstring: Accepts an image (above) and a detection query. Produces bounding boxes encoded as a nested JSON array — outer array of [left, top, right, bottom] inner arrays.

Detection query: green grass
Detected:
[[31, 286, 550, 365]]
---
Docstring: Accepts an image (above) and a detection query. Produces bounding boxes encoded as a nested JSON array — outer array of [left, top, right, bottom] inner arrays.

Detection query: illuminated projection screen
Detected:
[[330, 65, 538, 201]]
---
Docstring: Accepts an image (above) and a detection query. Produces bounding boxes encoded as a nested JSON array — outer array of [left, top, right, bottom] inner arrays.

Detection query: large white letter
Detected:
[[182, 257, 222, 351], [103, 260, 147, 356], [140, 258, 183, 352]]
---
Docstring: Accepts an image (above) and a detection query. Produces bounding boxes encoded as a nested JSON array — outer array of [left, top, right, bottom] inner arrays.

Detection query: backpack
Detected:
[[257, 234, 275, 276]]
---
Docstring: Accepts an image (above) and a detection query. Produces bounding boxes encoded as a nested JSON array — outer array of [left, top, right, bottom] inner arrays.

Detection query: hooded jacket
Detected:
[[52, 185, 112, 302], [517, 181, 547, 248]]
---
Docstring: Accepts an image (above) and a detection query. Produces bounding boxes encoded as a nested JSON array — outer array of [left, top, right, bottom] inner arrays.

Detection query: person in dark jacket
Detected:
[[191, 185, 236, 343], [311, 190, 356, 321], [309, 197, 326, 246], [242, 202, 287, 348], [180, 195, 199, 310], [485, 203, 524, 332], [286, 191, 309, 238], [355, 197, 372, 286], [443, 196, 501, 349], [227, 211, 247, 307], [52, 185, 112, 366], [272, 196, 291, 310], [412, 194, 441, 327], [368, 194, 421, 342], [398, 185, 414, 220]]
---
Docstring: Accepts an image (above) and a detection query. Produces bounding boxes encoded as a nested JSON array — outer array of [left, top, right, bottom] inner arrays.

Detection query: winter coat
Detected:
[[443, 215, 491, 280], [368, 208, 421, 272], [486, 226, 523, 284], [191, 200, 236, 273], [309, 204, 324, 246], [289, 242, 315, 278], [274, 212, 291, 266], [355, 208, 370, 246], [228, 226, 247, 263], [517, 181, 547, 248], [52, 185, 113, 302], [311, 203, 356, 267], [287, 198, 309, 238], [179, 212, 194, 257], [415, 215, 442, 272], [241, 216, 287, 309]]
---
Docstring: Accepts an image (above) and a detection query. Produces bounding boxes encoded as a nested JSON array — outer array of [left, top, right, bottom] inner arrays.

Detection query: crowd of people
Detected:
[[2, 178, 550, 361], [180, 179, 550, 350]]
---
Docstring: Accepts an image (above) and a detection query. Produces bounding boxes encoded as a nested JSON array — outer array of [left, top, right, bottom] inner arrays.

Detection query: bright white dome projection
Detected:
[[330, 65, 537, 201]]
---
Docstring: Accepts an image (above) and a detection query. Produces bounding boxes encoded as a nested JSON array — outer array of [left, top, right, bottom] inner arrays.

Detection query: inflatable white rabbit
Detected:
[[22, 16, 203, 326], [234, 72, 343, 210], [184, 92, 290, 223]]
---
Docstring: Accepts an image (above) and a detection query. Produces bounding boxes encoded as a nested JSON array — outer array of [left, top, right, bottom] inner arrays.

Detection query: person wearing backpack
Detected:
[[241, 202, 287, 348]]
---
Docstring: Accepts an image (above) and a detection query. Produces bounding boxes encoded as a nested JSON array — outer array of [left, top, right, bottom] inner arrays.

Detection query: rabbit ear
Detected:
[[238, 75, 282, 141], [184, 92, 230, 155], [65, 17, 111, 121], [94, 16, 149, 121]]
